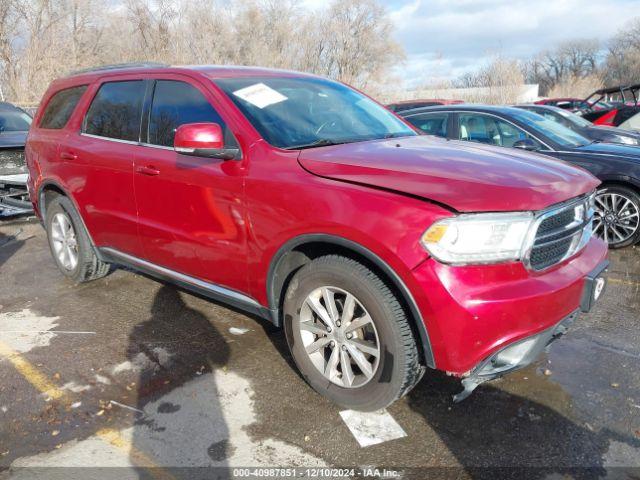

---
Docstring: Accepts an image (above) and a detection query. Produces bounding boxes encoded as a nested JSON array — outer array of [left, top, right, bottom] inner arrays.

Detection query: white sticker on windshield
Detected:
[[232, 83, 287, 109]]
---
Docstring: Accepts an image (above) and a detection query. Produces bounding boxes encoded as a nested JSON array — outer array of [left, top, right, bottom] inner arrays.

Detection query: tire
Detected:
[[283, 255, 423, 411], [594, 185, 640, 249], [45, 195, 110, 283]]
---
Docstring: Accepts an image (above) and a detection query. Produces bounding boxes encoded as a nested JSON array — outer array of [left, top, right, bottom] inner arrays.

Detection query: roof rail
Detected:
[[67, 62, 169, 77]]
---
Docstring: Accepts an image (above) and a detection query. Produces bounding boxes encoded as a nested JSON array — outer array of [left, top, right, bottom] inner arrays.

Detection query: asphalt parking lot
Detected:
[[0, 215, 639, 479]]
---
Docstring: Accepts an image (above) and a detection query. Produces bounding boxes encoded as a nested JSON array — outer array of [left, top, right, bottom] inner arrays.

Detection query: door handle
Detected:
[[59, 151, 77, 161], [136, 165, 160, 176]]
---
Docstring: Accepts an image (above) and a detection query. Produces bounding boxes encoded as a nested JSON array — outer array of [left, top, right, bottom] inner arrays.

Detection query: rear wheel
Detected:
[[283, 255, 423, 411], [593, 185, 640, 248], [45, 195, 110, 282]]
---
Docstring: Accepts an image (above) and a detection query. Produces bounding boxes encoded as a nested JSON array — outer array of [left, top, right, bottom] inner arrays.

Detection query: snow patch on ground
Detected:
[[0, 309, 59, 353], [603, 439, 640, 468], [111, 348, 172, 375], [10, 370, 326, 468], [59, 382, 92, 394], [94, 374, 111, 385]]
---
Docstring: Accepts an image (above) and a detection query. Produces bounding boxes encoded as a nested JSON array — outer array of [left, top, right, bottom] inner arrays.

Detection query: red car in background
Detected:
[[535, 97, 586, 110], [26, 63, 608, 409], [534, 97, 610, 113], [386, 98, 463, 112], [582, 84, 640, 131]]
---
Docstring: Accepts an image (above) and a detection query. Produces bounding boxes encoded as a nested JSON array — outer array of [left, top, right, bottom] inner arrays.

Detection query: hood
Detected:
[[298, 136, 599, 212], [574, 141, 640, 160], [587, 126, 640, 143], [0, 131, 27, 148]]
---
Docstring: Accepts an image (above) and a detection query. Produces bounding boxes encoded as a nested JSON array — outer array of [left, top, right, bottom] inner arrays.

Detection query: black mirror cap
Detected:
[[512, 139, 539, 151], [178, 147, 241, 161]]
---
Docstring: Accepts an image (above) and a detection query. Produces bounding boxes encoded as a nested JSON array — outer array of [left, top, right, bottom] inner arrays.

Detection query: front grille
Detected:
[[537, 208, 576, 235], [0, 149, 26, 175], [528, 196, 593, 271]]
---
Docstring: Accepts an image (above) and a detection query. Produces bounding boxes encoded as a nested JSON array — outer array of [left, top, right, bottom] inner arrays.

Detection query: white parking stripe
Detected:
[[339, 409, 407, 447]]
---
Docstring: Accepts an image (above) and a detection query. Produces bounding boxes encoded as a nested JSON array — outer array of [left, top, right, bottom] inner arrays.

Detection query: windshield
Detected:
[[215, 76, 416, 149], [510, 109, 590, 148], [0, 110, 31, 132]]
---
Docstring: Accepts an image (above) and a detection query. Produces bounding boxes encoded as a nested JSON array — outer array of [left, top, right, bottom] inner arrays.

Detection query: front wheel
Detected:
[[593, 185, 640, 248], [283, 255, 424, 411]]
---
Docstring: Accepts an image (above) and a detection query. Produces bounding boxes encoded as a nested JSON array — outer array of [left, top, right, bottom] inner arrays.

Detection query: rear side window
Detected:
[[39, 85, 87, 129], [84, 81, 145, 141], [148, 80, 231, 147]]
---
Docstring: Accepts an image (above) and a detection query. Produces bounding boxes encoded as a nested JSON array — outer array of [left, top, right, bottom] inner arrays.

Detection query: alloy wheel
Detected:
[[50, 212, 79, 271], [593, 192, 640, 245], [298, 286, 381, 388]]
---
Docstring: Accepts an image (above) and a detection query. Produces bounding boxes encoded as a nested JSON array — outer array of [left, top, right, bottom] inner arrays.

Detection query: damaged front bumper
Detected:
[[453, 260, 609, 402], [453, 310, 579, 402], [0, 173, 32, 217]]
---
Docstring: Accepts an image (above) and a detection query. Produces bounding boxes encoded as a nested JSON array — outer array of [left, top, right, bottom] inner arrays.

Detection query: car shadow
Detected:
[[0, 229, 25, 271], [126, 285, 232, 477], [406, 370, 640, 478]]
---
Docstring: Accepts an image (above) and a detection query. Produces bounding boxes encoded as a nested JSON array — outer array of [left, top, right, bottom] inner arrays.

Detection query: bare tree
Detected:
[[312, 0, 403, 88], [449, 55, 526, 104], [1, 0, 405, 104], [524, 38, 600, 95], [547, 73, 603, 98], [604, 18, 640, 85]]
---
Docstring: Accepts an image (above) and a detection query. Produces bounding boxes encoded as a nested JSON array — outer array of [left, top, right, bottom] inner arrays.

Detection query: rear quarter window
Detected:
[[39, 85, 88, 129], [83, 80, 145, 142]]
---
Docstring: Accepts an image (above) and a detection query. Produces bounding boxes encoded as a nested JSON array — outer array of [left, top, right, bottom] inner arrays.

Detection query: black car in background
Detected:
[[0, 102, 32, 215], [515, 104, 640, 146], [400, 104, 640, 248]]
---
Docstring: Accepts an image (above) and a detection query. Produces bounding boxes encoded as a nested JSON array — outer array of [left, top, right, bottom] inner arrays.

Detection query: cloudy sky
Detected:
[[305, 0, 640, 85]]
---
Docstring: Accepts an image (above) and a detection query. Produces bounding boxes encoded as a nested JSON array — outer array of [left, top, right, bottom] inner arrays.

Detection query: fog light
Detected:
[[478, 337, 539, 375]]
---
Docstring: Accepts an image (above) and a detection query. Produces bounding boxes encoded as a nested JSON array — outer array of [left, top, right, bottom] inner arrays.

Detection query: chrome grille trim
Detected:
[[523, 194, 595, 271]]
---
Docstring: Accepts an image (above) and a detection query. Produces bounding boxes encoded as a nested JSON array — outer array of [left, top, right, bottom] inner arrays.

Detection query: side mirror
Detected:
[[174, 123, 240, 160], [513, 138, 539, 151]]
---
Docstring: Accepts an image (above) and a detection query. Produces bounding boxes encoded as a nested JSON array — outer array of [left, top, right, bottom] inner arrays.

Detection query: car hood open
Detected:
[[298, 136, 599, 212]]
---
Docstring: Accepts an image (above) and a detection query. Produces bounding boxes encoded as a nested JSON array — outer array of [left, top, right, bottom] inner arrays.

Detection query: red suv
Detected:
[[26, 64, 608, 410]]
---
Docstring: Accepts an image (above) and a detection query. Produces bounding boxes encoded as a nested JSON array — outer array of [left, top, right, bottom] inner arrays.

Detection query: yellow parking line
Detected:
[[96, 428, 175, 480], [0, 340, 175, 480], [608, 277, 640, 287], [0, 341, 66, 400]]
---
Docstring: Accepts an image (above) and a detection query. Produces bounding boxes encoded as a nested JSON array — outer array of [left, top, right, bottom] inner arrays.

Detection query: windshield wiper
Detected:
[[383, 132, 411, 139], [286, 138, 349, 150], [286, 133, 412, 150]]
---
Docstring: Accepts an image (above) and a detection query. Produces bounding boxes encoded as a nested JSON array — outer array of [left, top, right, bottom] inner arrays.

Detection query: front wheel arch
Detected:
[[267, 234, 436, 369]]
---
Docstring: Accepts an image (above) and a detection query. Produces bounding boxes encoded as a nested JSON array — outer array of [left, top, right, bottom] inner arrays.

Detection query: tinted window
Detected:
[[84, 81, 145, 141], [39, 85, 87, 129], [0, 111, 32, 132], [405, 112, 449, 138], [148, 80, 231, 147], [458, 113, 541, 148]]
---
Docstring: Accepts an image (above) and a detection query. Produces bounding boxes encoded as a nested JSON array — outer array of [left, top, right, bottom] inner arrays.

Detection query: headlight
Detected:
[[421, 212, 534, 264]]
